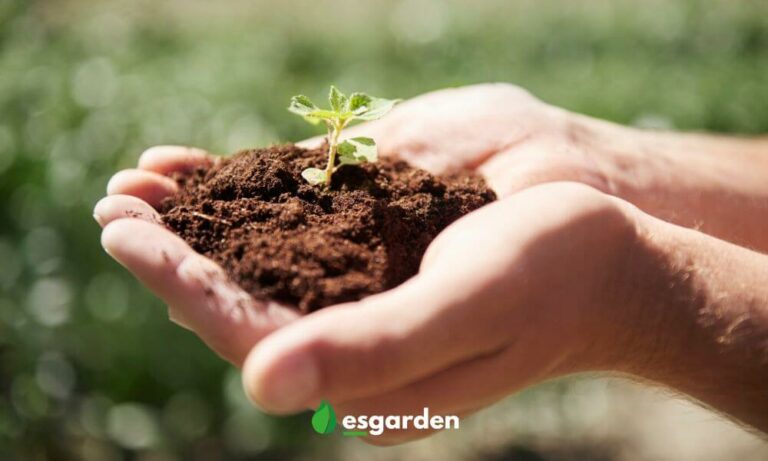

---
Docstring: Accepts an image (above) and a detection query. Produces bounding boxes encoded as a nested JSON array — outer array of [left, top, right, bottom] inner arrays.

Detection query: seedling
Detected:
[[288, 86, 398, 186]]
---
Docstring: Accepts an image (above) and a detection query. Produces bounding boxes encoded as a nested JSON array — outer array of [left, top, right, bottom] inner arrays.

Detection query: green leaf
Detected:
[[289, 89, 398, 127], [301, 168, 327, 185], [337, 140, 356, 155], [354, 97, 399, 121], [302, 115, 323, 125], [288, 95, 318, 116], [337, 137, 377, 165], [307, 109, 341, 119], [350, 136, 375, 146], [311, 400, 337, 434], [348, 92, 372, 114], [328, 86, 347, 113], [302, 109, 341, 125]]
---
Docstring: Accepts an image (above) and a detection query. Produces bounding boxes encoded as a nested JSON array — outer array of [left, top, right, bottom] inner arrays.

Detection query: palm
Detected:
[[239, 183, 632, 445], [95, 147, 300, 365]]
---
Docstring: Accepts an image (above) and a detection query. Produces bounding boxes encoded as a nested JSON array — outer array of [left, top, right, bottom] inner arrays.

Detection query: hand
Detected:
[[243, 180, 768, 444], [96, 84, 767, 366], [93, 84, 599, 366], [94, 146, 300, 365], [301, 83, 614, 197], [96, 85, 768, 442], [322, 83, 768, 251], [241, 182, 640, 445]]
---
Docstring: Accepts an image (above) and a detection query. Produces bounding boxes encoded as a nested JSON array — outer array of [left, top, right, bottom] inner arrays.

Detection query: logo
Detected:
[[311, 400, 337, 435], [311, 400, 460, 437]]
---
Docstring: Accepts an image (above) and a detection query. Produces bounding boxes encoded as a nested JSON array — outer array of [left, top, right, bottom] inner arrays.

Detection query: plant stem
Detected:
[[324, 121, 342, 186]]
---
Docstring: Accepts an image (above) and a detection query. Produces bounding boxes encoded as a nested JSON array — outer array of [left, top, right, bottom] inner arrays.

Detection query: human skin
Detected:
[[243, 183, 768, 444], [324, 84, 768, 252], [94, 83, 768, 444]]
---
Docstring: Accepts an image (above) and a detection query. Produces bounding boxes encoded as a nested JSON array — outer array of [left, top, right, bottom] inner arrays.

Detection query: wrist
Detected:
[[579, 119, 768, 250], [567, 197, 703, 376], [598, 209, 689, 376], [606, 211, 768, 428], [568, 114, 678, 207], [604, 206, 765, 377], [548, 192, 652, 374]]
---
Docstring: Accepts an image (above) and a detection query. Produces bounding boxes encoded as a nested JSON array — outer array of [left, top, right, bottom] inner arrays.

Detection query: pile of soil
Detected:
[[160, 144, 496, 312]]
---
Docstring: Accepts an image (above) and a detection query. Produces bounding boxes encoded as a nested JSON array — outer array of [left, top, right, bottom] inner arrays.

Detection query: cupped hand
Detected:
[[94, 146, 300, 366], [95, 83, 768, 446], [342, 83, 768, 252], [94, 84, 590, 366], [241, 182, 640, 445], [94, 84, 631, 406]]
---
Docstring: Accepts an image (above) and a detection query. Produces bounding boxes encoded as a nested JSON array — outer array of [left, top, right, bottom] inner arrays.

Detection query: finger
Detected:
[[335, 351, 508, 420], [101, 219, 298, 365], [138, 145, 214, 175], [478, 139, 609, 198], [336, 338, 562, 420], [174, 253, 300, 365], [241, 273, 512, 414], [336, 333, 573, 446], [106, 169, 178, 208], [295, 134, 324, 150], [93, 195, 162, 228]]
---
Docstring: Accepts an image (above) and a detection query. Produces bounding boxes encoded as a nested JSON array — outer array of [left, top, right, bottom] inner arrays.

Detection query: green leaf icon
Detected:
[[311, 400, 337, 435]]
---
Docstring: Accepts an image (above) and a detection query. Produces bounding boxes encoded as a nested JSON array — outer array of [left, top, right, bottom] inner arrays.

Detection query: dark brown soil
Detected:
[[160, 144, 495, 312]]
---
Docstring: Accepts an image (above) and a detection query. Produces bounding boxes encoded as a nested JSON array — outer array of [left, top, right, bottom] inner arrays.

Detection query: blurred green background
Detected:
[[1, 0, 767, 460]]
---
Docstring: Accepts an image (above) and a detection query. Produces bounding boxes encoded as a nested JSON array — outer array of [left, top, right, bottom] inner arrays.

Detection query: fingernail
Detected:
[[93, 213, 105, 227], [249, 350, 319, 413]]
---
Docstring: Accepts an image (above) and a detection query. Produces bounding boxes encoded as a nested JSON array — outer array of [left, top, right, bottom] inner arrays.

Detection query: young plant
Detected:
[[288, 86, 398, 187]]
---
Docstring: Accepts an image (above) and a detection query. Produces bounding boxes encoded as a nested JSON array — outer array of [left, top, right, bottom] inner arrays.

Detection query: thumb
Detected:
[[241, 272, 509, 414]]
